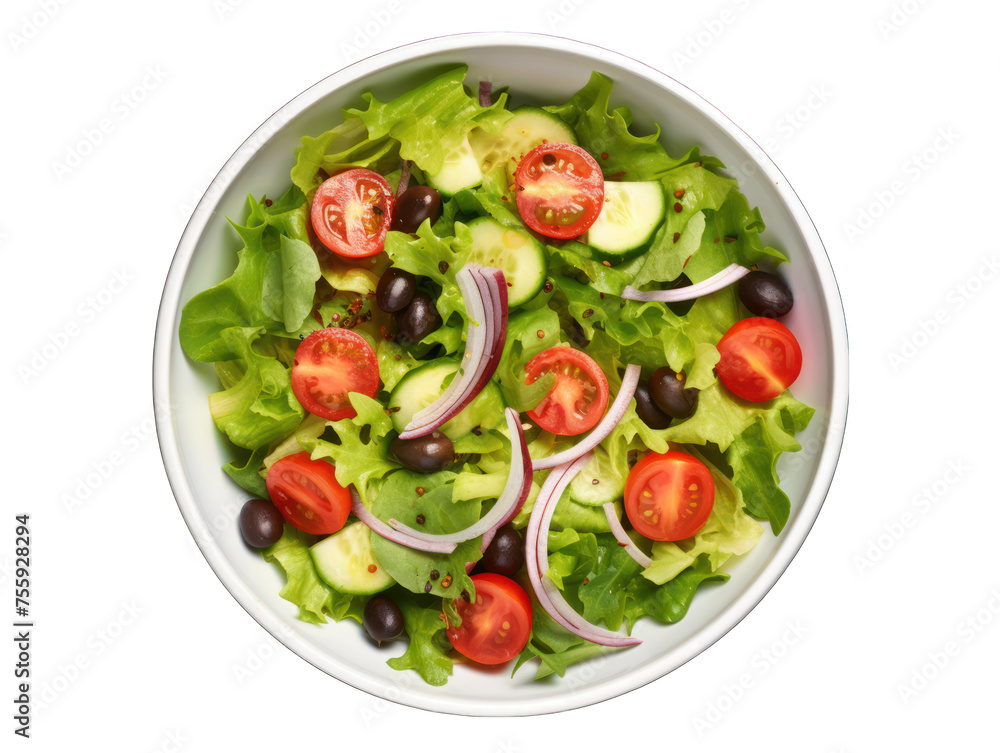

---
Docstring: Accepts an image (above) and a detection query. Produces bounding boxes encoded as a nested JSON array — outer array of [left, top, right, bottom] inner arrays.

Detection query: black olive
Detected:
[[738, 271, 793, 318], [390, 431, 455, 473], [479, 524, 525, 577], [375, 267, 417, 313], [362, 596, 405, 645], [395, 290, 442, 344], [634, 381, 672, 430], [390, 186, 443, 234], [239, 499, 284, 549], [649, 367, 699, 419]]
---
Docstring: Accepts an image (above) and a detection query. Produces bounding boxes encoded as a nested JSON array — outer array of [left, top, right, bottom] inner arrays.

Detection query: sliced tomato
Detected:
[[310, 169, 393, 258], [265, 452, 351, 535], [525, 347, 609, 436], [291, 328, 379, 421], [716, 317, 802, 402], [514, 143, 604, 239], [445, 574, 532, 666], [624, 451, 715, 542]]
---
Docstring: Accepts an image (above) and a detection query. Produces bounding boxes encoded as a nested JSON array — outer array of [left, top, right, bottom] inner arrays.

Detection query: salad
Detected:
[[178, 65, 813, 685]]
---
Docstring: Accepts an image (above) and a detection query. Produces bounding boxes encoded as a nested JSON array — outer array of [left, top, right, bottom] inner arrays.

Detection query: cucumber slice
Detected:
[[388, 358, 505, 439], [569, 448, 627, 506], [425, 135, 482, 196], [586, 181, 667, 262], [470, 107, 578, 182], [309, 521, 394, 595], [465, 216, 548, 308]]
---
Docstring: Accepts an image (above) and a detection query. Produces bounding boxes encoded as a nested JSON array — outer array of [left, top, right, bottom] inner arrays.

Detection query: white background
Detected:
[[5, 0, 998, 749]]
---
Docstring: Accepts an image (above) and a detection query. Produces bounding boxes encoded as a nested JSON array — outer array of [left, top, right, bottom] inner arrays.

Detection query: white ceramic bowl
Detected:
[[154, 32, 848, 716]]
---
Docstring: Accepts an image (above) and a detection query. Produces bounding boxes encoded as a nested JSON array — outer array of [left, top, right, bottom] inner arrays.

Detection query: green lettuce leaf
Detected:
[[344, 66, 512, 176], [546, 72, 719, 181], [207, 327, 303, 450], [222, 447, 270, 498], [624, 554, 730, 627], [261, 525, 364, 624], [386, 591, 454, 686], [262, 235, 321, 332], [368, 469, 482, 600]]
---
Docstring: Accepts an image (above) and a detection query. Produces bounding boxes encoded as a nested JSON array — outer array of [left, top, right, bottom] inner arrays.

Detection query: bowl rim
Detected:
[[153, 30, 849, 717]]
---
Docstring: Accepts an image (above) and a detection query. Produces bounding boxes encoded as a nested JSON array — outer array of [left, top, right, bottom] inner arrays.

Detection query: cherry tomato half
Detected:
[[445, 573, 533, 666], [624, 451, 715, 542], [514, 143, 604, 239], [265, 452, 351, 535], [291, 328, 379, 421], [715, 317, 802, 402], [525, 347, 609, 436], [310, 169, 393, 258]]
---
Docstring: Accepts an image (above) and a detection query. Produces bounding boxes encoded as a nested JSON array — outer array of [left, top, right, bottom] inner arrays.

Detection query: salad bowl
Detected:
[[153, 32, 848, 716]]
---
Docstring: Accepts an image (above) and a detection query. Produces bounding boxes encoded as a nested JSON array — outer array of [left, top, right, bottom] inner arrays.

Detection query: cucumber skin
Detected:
[[309, 522, 395, 596], [586, 181, 667, 264]]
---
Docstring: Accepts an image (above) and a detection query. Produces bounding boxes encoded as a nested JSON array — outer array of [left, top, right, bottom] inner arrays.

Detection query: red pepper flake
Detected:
[[724, 236, 737, 243], [415, 513, 425, 523], [543, 281, 554, 293], [438, 261, 449, 274], [683, 255, 692, 267], [673, 202, 683, 213], [507, 281, 513, 287], [673, 189, 685, 199], [394, 354, 402, 361], [331, 313, 340, 322], [367, 564, 378, 574], [583, 309, 594, 318], [713, 238, 720, 244], [601, 152, 609, 160], [501, 195, 508, 201], [583, 577, 590, 585], [537, 329, 545, 338], [694, 162, 701, 168], [599, 292, 605, 299], [440, 575, 453, 588], [602, 260, 611, 267], [672, 232, 681, 243], [264, 198, 273, 207], [416, 487, 425, 497]]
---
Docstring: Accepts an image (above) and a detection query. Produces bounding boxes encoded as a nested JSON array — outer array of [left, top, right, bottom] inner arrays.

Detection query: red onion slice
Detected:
[[531, 364, 642, 471], [399, 266, 508, 439], [525, 455, 642, 647], [390, 408, 531, 545], [478, 80, 493, 108], [603, 503, 652, 569], [622, 263, 750, 303], [396, 160, 413, 198], [350, 488, 456, 554]]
